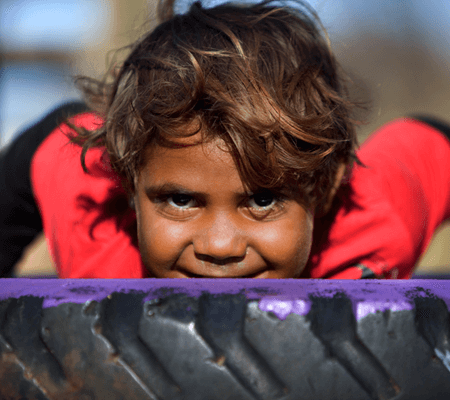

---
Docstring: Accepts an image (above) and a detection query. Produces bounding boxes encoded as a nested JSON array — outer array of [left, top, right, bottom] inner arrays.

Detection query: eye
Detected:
[[248, 191, 276, 209], [167, 193, 196, 209], [246, 190, 286, 220]]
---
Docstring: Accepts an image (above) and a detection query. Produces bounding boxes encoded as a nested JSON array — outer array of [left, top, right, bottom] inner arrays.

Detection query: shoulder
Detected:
[[358, 117, 450, 169], [31, 109, 106, 185], [29, 107, 145, 278], [307, 116, 450, 279]]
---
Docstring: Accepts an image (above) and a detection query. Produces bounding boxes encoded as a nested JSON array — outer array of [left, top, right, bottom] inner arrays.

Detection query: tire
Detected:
[[0, 279, 449, 400]]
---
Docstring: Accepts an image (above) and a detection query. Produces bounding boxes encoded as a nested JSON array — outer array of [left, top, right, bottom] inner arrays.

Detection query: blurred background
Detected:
[[1, 0, 449, 277]]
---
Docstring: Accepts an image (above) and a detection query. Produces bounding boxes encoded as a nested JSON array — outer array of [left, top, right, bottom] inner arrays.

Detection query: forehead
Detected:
[[139, 136, 246, 192]]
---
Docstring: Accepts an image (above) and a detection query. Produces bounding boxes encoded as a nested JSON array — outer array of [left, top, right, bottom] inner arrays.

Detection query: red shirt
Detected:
[[31, 114, 450, 278]]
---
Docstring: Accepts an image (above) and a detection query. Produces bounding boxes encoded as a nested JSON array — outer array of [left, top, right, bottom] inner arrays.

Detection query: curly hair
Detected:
[[68, 0, 360, 211]]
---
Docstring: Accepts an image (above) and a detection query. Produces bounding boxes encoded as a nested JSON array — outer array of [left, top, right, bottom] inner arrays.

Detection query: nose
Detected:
[[193, 212, 247, 262]]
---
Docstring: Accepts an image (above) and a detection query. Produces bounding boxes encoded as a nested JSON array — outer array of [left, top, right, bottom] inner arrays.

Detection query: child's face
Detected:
[[134, 134, 314, 278]]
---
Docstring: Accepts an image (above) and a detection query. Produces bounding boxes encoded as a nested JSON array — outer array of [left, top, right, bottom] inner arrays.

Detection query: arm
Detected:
[[0, 102, 88, 277], [307, 115, 450, 279]]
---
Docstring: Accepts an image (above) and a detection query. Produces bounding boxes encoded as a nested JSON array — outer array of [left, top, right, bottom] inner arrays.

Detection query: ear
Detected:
[[316, 163, 347, 217]]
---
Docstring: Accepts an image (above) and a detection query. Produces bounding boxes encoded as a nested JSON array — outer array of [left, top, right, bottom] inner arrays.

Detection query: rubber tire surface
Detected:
[[0, 279, 450, 400]]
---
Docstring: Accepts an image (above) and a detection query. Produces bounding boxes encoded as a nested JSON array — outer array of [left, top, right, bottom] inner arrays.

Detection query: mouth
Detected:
[[177, 268, 268, 279]]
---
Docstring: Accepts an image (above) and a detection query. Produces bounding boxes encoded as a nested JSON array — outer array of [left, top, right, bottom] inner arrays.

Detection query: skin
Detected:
[[133, 134, 337, 279]]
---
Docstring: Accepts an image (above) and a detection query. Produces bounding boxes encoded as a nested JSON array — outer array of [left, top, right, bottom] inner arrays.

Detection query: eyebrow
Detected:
[[145, 182, 201, 196], [144, 182, 250, 199]]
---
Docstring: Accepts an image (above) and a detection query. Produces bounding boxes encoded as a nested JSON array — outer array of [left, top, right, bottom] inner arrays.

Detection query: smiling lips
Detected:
[[175, 265, 269, 278]]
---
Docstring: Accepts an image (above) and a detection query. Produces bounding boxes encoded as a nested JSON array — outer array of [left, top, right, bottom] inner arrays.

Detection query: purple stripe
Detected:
[[0, 279, 448, 320]]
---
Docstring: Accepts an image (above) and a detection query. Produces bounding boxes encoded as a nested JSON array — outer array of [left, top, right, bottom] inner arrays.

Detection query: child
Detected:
[[1, 0, 450, 278]]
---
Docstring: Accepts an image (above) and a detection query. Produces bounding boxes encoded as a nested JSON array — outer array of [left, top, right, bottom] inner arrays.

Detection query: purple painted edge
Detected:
[[0, 279, 447, 321]]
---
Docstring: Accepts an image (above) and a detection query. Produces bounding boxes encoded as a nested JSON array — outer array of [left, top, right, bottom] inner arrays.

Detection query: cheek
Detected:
[[255, 211, 313, 277], [136, 203, 191, 273]]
